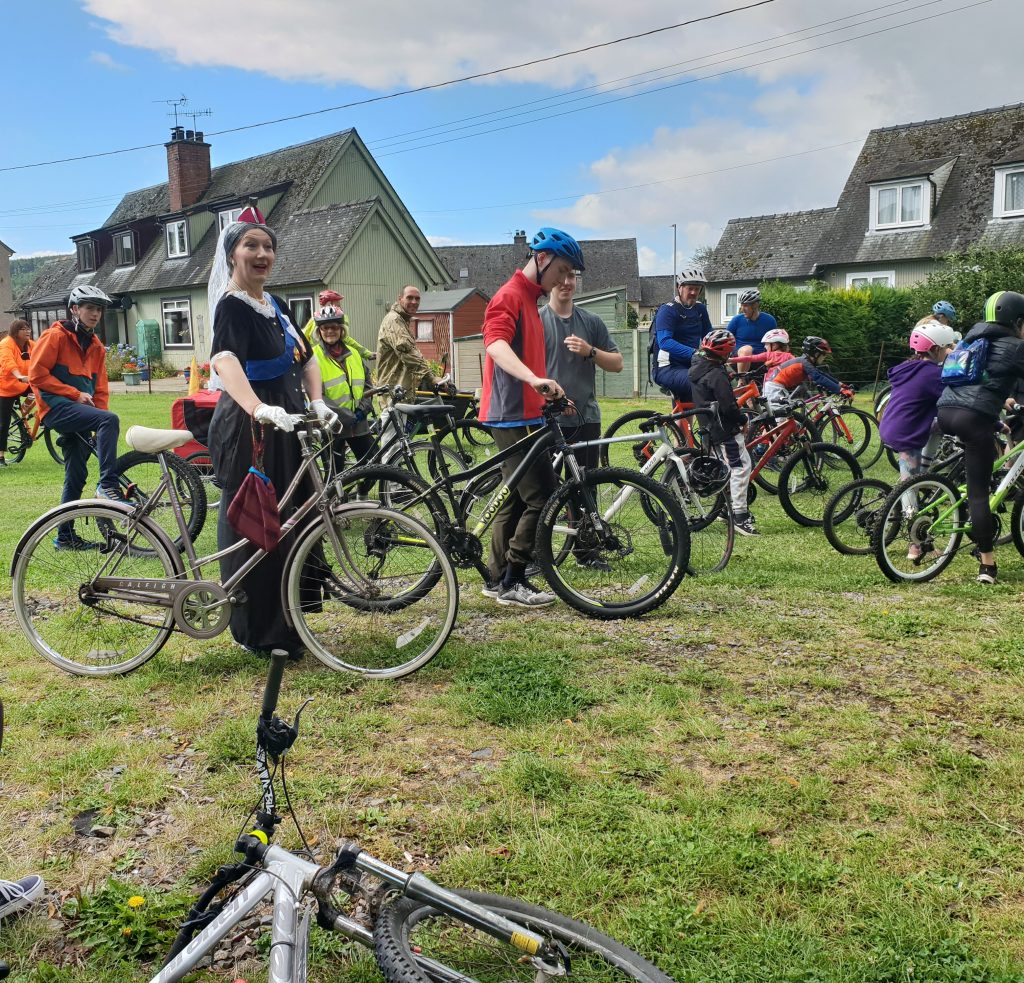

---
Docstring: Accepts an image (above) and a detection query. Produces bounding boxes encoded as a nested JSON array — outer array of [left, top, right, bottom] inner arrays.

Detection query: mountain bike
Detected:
[[10, 417, 458, 678], [347, 397, 691, 619], [872, 427, 1024, 582], [150, 652, 675, 983], [805, 391, 882, 468], [822, 477, 893, 556]]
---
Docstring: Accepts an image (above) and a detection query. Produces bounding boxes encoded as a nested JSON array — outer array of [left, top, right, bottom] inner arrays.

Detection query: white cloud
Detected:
[[89, 50, 131, 72], [426, 235, 464, 247]]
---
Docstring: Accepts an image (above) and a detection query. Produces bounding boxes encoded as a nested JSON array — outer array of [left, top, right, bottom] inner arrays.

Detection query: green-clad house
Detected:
[[16, 127, 450, 366]]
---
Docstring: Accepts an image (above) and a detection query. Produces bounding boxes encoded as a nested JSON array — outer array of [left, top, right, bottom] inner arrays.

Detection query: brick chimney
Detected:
[[165, 126, 211, 212], [513, 229, 527, 246]]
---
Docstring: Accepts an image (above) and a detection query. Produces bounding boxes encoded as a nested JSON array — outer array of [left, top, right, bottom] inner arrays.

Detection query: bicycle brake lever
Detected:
[[256, 699, 312, 762]]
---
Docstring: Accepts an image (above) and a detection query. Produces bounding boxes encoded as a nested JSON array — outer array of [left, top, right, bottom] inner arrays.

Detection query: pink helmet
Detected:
[[909, 319, 957, 353], [761, 328, 789, 345]]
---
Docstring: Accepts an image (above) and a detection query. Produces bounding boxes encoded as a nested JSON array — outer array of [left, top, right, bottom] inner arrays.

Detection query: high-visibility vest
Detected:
[[312, 341, 366, 410]]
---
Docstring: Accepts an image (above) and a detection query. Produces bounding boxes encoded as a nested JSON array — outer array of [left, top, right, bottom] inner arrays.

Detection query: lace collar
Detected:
[[228, 289, 276, 318]]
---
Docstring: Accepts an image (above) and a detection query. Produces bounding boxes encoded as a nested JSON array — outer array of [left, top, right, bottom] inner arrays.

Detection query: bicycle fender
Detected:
[[10, 499, 186, 579]]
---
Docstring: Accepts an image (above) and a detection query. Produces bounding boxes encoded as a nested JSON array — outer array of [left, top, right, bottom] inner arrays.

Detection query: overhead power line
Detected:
[[0, 0, 772, 174]]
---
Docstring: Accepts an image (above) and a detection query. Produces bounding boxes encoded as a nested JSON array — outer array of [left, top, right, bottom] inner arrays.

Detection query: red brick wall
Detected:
[[166, 139, 211, 211]]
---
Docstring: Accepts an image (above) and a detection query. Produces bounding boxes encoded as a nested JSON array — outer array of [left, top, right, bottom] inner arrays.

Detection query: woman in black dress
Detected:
[[207, 212, 337, 655]]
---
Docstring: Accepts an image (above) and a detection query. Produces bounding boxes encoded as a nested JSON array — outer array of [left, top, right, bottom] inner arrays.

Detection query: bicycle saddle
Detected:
[[125, 426, 195, 454]]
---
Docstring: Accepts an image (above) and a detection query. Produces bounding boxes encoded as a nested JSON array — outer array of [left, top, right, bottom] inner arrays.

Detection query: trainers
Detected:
[[97, 483, 132, 505], [481, 579, 501, 598], [524, 562, 542, 579], [734, 513, 759, 537], [0, 459, 7, 468], [496, 580, 556, 607], [977, 563, 998, 585], [53, 531, 100, 551], [0, 874, 44, 921]]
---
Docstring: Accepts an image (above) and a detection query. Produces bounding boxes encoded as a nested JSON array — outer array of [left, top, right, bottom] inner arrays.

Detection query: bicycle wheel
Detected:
[[184, 449, 222, 509], [817, 408, 881, 467], [599, 410, 687, 470], [659, 465, 734, 574], [373, 889, 673, 983], [823, 478, 892, 556], [536, 467, 689, 619], [286, 505, 458, 678], [115, 451, 207, 552], [11, 505, 177, 676], [338, 464, 449, 533], [6, 416, 29, 464], [873, 474, 964, 583], [777, 442, 862, 527], [436, 420, 498, 472], [44, 427, 68, 464], [1010, 492, 1024, 559], [406, 439, 473, 483], [749, 413, 818, 495]]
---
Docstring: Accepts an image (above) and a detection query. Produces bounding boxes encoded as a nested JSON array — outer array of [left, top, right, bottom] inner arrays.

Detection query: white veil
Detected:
[[205, 222, 235, 392]]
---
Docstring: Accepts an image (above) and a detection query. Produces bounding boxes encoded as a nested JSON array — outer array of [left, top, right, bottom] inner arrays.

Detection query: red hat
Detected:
[[318, 289, 343, 303], [237, 205, 267, 224]]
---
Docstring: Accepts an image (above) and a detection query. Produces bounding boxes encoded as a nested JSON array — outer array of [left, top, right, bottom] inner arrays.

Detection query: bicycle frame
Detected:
[[746, 413, 808, 481]]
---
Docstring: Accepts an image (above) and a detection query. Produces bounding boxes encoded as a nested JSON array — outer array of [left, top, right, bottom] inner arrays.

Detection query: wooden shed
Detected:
[[413, 287, 489, 381]]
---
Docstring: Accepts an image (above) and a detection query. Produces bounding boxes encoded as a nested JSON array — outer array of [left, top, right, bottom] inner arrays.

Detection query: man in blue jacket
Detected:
[[651, 267, 713, 403]]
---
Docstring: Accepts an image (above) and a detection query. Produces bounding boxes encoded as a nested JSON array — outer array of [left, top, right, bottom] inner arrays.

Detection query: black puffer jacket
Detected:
[[690, 352, 745, 442], [936, 321, 1024, 420]]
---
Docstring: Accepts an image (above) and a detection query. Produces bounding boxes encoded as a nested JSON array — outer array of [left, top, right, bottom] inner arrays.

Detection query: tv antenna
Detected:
[[156, 95, 212, 131]]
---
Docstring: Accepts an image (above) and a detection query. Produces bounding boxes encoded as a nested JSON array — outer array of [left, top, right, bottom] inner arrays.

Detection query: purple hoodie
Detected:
[[878, 359, 944, 451]]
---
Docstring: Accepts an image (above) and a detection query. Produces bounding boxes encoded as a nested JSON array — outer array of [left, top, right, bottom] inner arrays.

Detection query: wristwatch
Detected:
[[586, 346, 597, 360]]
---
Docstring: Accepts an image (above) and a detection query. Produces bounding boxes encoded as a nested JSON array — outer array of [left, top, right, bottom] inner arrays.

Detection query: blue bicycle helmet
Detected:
[[529, 227, 585, 271], [932, 300, 957, 323]]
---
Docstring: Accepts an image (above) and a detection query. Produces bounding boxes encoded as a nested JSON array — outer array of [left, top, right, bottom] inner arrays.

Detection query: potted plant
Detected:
[[123, 361, 141, 386]]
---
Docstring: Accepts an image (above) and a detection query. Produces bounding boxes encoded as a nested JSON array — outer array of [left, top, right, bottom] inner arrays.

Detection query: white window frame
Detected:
[[846, 271, 895, 289], [162, 297, 194, 349], [218, 207, 244, 231], [415, 318, 434, 342], [721, 287, 754, 324], [166, 219, 189, 258], [868, 180, 930, 231], [287, 295, 314, 330], [993, 165, 1024, 219]]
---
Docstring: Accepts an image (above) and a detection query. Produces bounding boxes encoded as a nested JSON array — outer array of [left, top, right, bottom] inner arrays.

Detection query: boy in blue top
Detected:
[[651, 267, 713, 404], [728, 287, 778, 374]]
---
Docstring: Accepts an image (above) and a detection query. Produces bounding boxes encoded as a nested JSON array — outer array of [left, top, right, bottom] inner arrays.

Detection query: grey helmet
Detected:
[[68, 285, 113, 309]]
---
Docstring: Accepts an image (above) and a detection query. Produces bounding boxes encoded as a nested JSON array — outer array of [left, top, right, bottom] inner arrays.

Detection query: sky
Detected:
[[2, 0, 1020, 275]]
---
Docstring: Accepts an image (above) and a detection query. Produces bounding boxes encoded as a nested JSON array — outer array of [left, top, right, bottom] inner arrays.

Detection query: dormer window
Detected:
[[993, 165, 1024, 219], [166, 219, 188, 258], [76, 239, 96, 272], [218, 207, 244, 231], [869, 180, 929, 231], [114, 230, 136, 267]]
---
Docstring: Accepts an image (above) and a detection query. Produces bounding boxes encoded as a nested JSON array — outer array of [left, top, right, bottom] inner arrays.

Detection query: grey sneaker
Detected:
[[0, 874, 44, 920], [496, 580, 556, 607], [96, 483, 132, 506], [481, 579, 501, 598]]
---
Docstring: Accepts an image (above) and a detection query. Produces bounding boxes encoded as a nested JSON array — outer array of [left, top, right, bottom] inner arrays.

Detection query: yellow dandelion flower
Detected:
[[127, 895, 146, 908], [122, 927, 132, 936]]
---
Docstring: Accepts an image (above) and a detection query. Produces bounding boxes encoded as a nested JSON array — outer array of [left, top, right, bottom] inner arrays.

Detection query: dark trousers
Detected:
[[486, 425, 558, 581], [0, 395, 17, 454], [331, 432, 375, 473], [43, 401, 121, 505], [937, 405, 998, 553], [560, 420, 601, 472], [652, 365, 692, 403]]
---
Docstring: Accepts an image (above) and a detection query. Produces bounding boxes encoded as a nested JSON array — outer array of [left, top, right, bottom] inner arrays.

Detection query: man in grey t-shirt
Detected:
[[540, 273, 624, 470]]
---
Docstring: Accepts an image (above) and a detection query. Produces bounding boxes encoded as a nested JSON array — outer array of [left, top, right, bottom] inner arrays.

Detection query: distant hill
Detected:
[[11, 254, 72, 297]]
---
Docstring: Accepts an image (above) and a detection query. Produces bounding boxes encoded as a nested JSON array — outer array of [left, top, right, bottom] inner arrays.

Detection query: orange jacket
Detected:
[[29, 320, 110, 422], [0, 334, 33, 398]]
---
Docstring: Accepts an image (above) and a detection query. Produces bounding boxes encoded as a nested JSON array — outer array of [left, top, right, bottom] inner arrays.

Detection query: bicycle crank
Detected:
[[172, 582, 232, 638]]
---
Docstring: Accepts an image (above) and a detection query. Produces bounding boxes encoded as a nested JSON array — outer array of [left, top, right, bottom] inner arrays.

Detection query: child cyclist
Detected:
[[762, 336, 852, 413], [690, 329, 758, 536], [727, 327, 792, 376]]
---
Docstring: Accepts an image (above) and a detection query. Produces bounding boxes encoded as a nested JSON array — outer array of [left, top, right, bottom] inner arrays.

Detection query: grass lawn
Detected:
[[0, 392, 1022, 981]]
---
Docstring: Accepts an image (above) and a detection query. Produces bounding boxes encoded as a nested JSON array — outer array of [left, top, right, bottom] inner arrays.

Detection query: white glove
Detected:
[[254, 403, 304, 433], [309, 398, 340, 431]]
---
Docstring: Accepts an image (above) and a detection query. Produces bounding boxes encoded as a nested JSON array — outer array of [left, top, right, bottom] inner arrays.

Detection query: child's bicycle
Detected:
[[151, 651, 674, 983], [871, 416, 1024, 582], [822, 478, 893, 555]]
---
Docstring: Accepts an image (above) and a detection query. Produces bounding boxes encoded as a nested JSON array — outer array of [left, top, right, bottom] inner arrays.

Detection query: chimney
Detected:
[[165, 127, 211, 212], [513, 229, 527, 246]]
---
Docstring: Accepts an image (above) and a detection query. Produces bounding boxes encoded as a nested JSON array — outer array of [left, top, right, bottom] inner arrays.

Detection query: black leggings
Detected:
[[0, 395, 17, 455], [937, 405, 998, 553]]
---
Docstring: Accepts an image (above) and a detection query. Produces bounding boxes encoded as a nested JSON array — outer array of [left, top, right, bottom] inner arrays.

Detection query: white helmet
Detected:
[[68, 285, 113, 309], [909, 319, 958, 353], [675, 267, 707, 287], [761, 328, 789, 345], [738, 287, 761, 306]]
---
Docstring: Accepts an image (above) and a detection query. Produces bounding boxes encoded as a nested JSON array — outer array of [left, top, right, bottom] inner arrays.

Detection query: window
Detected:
[[869, 181, 929, 230], [288, 296, 313, 329], [30, 308, 64, 336], [847, 271, 894, 289], [218, 207, 244, 231], [415, 318, 433, 342], [162, 298, 193, 348], [114, 231, 136, 267], [76, 239, 96, 272], [721, 288, 754, 323], [458, 267, 469, 278], [993, 165, 1024, 218], [574, 275, 583, 292], [166, 219, 188, 258]]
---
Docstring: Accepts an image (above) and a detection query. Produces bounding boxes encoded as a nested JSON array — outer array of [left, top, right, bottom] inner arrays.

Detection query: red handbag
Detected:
[[227, 423, 282, 551]]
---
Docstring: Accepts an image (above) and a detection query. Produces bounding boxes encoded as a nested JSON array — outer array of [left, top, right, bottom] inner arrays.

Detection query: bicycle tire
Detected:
[[777, 442, 862, 527], [11, 504, 177, 676], [6, 416, 29, 464], [816, 407, 881, 467], [407, 439, 473, 483], [115, 450, 207, 552], [436, 420, 498, 471], [183, 449, 222, 509], [749, 412, 818, 495], [1011, 492, 1024, 559], [535, 467, 689, 619], [44, 427, 67, 465], [599, 410, 687, 470], [286, 505, 458, 678], [873, 383, 892, 418], [658, 463, 734, 574], [823, 478, 892, 556], [338, 463, 449, 533], [872, 473, 964, 583], [373, 889, 673, 983]]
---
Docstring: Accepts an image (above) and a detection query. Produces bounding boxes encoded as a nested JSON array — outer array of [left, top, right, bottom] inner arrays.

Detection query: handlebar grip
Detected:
[[260, 651, 289, 722]]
